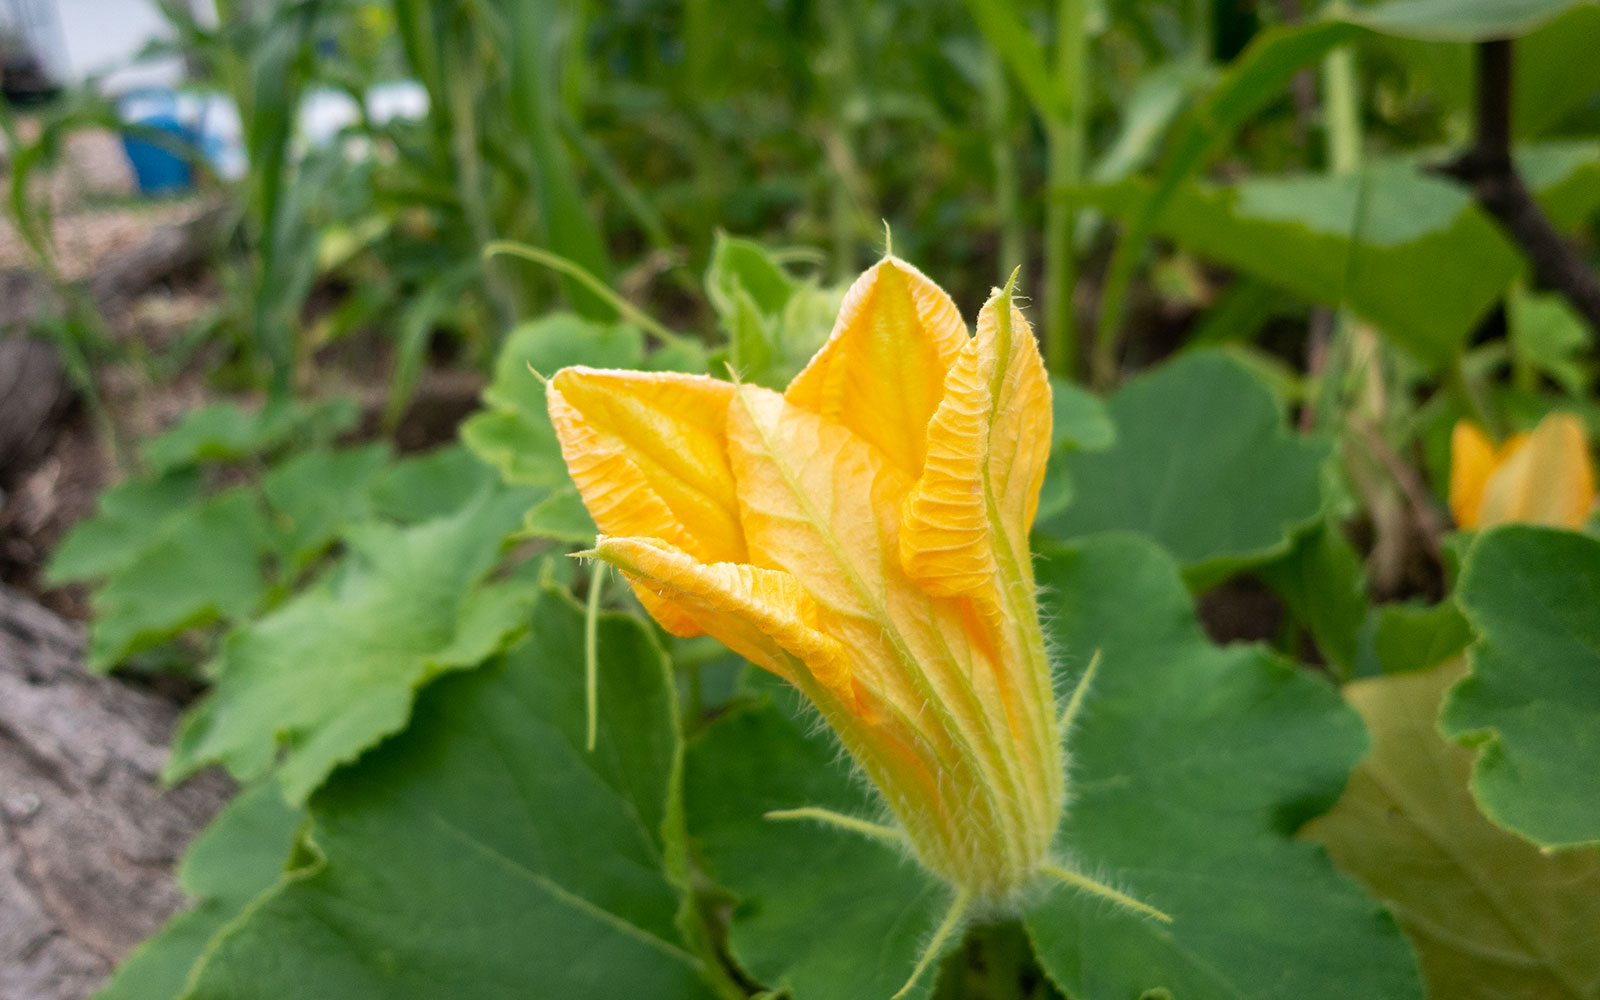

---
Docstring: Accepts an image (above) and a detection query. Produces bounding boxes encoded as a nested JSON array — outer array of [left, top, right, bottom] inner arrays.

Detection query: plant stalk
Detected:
[[1047, 0, 1087, 379]]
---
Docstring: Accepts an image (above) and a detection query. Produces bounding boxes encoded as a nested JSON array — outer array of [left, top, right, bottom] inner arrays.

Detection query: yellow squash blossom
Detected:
[[1450, 413, 1596, 530], [548, 258, 1164, 993]]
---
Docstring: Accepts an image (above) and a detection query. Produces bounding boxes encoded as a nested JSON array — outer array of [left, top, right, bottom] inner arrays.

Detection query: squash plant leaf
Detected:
[[1037, 377, 1116, 534], [84, 488, 276, 671], [177, 592, 719, 1000], [165, 487, 536, 804], [261, 443, 393, 575], [1020, 535, 1420, 1000], [1083, 145, 1600, 368], [1444, 525, 1600, 848], [1036, 351, 1328, 586], [1305, 661, 1600, 998], [685, 689, 950, 1000], [1344, 0, 1595, 41], [141, 398, 359, 476]]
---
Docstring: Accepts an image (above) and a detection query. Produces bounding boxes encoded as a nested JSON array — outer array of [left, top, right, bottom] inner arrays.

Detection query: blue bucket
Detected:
[[117, 89, 198, 195]]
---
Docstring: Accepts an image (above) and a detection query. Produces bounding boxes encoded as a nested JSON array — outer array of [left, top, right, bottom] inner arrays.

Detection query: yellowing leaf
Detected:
[[1304, 662, 1600, 1000]]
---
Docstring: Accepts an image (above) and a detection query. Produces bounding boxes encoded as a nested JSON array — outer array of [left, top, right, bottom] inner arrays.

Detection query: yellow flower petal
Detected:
[[899, 278, 1051, 597], [548, 368, 744, 561], [591, 534, 857, 707], [1479, 412, 1596, 530], [784, 257, 968, 481], [1449, 420, 1496, 529]]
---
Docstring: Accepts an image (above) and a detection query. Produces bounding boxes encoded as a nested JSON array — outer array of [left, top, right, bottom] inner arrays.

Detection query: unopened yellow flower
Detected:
[[1449, 413, 1596, 530], [548, 257, 1163, 991]]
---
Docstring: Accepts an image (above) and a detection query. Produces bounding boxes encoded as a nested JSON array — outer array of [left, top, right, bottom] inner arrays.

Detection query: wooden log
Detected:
[[0, 337, 70, 490], [0, 586, 230, 1000]]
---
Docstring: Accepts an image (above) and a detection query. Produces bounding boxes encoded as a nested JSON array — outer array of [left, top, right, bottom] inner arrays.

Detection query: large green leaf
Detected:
[[685, 535, 1419, 999], [261, 444, 392, 574], [180, 593, 718, 1000], [367, 444, 501, 524], [1344, 0, 1595, 41], [685, 692, 949, 1000], [1096, 20, 1367, 343], [1084, 145, 1600, 367], [1037, 377, 1116, 522], [1258, 519, 1369, 675], [166, 488, 535, 803], [93, 785, 301, 1000], [1376, 6, 1600, 139], [1443, 526, 1600, 848], [1036, 351, 1328, 585], [1305, 662, 1600, 999], [1364, 599, 1474, 676], [1020, 536, 1418, 1000]]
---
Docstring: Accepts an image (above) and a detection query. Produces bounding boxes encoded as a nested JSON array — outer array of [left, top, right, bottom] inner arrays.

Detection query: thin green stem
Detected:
[[763, 807, 905, 845], [984, 52, 1025, 281], [1038, 863, 1172, 923], [894, 889, 973, 1000], [1045, 0, 1087, 379], [1058, 649, 1101, 731], [484, 242, 696, 351], [1322, 47, 1363, 174], [584, 564, 605, 752]]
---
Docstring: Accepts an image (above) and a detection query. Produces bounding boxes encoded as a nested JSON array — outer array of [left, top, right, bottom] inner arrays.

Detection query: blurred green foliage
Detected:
[[5, 0, 1600, 997]]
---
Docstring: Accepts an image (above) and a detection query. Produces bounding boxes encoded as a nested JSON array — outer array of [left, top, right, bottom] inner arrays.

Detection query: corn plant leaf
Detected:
[[1036, 350, 1328, 586], [92, 785, 301, 1000], [1344, 0, 1595, 40], [177, 593, 718, 1000], [684, 534, 1419, 1000], [166, 488, 535, 804], [1083, 144, 1600, 368], [1443, 525, 1600, 848], [1304, 662, 1600, 999]]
